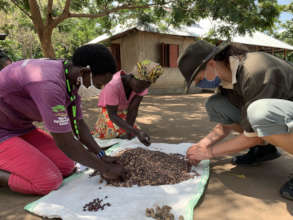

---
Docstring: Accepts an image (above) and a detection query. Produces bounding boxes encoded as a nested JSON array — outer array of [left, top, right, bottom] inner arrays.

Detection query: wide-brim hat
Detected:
[[177, 40, 230, 93]]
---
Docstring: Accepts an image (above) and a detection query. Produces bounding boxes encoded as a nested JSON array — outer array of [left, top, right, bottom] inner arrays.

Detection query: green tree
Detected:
[[0, 9, 42, 59], [0, 6, 102, 59], [0, 0, 280, 58], [52, 18, 103, 59], [273, 2, 293, 62]]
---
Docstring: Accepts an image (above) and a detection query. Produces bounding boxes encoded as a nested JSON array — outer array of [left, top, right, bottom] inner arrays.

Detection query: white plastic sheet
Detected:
[[25, 139, 209, 220]]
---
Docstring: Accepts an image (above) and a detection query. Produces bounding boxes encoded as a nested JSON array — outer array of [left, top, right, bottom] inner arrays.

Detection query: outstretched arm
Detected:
[[107, 100, 151, 146], [77, 119, 118, 164], [51, 131, 126, 180], [51, 131, 108, 172], [126, 95, 143, 127], [77, 118, 102, 154], [196, 123, 240, 147], [186, 123, 243, 164], [107, 105, 139, 136], [187, 133, 263, 162]]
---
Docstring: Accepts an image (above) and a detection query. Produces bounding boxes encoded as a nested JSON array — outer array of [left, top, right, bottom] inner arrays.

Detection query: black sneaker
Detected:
[[232, 144, 281, 165], [280, 179, 293, 200]]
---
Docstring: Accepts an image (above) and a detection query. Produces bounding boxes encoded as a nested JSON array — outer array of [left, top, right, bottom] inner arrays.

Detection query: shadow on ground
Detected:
[[1, 93, 293, 220]]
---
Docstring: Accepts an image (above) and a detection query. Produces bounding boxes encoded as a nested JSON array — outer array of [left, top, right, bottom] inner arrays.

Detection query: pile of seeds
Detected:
[[107, 148, 197, 187], [82, 196, 111, 212], [145, 205, 184, 220]]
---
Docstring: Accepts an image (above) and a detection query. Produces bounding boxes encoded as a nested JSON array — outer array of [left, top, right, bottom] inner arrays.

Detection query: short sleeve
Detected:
[[137, 88, 148, 97], [98, 83, 120, 107], [26, 82, 72, 133]]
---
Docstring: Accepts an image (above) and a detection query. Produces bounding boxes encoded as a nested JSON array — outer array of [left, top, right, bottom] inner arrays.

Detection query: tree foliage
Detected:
[[0, 6, 102, 59], [0, 9, 41, 60], [273, 2, 293, 62], [0, 0, 281, 58], [277, 2, 293, 45]]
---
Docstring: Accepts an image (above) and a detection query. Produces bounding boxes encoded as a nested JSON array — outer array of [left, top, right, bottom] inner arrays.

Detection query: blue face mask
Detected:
[[196, 76, 221, 88]]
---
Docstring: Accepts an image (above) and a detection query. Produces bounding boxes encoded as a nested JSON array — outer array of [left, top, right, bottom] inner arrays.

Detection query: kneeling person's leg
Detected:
[[205, 93, 241, 126], [20, 129, 75, 177], [248, 99, 293, 200], [247, 98, 293, 145], [206, 95, 279, 165], [0, 136, 63, 195]]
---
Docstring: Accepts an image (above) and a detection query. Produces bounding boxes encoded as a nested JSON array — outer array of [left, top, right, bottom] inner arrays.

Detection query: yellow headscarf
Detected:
[[133, 60, 164, 83]]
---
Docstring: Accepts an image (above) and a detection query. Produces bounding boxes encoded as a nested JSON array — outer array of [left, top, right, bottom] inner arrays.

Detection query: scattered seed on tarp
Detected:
[[82, 197, 110, 212], [145, 205, 180, 220], [146, 208, 152, 217]]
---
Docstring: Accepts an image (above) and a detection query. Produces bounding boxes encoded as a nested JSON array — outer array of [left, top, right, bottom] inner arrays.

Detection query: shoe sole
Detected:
[[280, 191, 293, 201]]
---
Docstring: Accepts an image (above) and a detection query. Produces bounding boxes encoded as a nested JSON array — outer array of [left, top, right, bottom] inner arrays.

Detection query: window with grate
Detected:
[[160, 43, 179, 68]]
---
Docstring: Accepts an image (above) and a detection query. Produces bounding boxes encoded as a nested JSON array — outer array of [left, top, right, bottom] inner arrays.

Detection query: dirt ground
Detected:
[[1, 93, 293, 220]]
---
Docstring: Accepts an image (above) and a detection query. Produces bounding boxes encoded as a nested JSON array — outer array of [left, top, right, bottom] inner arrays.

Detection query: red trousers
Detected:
[[0, 129, 75, 195]]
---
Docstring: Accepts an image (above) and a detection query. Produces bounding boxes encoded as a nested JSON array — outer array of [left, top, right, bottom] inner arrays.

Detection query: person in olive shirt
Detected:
[[179, 42, 280, 165], [178, 40, 293, 200]]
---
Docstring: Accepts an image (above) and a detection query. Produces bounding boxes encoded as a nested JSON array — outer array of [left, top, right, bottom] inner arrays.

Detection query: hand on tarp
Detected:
[[90, 157, 126, 180], [101, 163, 128, 181], [186, 143, 212, 165], [137, 130, 151, 146], [102, 155, 128, 181], [187, 158, 200, 166]]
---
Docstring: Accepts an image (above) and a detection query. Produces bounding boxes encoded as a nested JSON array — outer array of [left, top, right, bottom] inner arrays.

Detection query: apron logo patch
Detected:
[[53, 116, 70, 126], [52, 105, 66, 113]]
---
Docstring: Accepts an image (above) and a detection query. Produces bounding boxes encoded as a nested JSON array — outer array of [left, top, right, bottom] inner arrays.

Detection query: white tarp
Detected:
[[25, 138, 210, 220]]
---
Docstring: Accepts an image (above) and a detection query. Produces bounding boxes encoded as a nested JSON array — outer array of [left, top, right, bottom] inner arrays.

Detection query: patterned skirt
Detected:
[[92, 107, 138, 139]]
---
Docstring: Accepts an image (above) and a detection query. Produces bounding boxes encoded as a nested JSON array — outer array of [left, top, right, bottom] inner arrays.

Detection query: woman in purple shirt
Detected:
[[0, 44, 126, 195]]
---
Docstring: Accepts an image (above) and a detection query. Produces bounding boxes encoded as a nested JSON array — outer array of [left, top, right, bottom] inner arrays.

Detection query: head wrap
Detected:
[[133, 59, 164, 83]]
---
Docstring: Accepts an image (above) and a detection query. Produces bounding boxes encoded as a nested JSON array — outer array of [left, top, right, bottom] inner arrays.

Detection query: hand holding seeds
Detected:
[[101, 163, 127, 181], [186, 143, 212, 162], [137, 130, 151, 146]]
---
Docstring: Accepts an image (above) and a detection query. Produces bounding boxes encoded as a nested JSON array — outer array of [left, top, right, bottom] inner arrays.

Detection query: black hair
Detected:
[[214, 43, 249, 65], [72, 44, 116, 76], [0, 50, 12, 71]]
